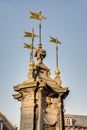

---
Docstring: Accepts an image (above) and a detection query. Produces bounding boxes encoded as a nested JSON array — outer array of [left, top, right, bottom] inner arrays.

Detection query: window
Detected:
[[65, 116, 72, 126]]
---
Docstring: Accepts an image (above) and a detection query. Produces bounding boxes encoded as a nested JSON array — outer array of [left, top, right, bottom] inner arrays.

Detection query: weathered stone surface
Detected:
[[13, 44, 69, 130], [20, 109, 34, 130]]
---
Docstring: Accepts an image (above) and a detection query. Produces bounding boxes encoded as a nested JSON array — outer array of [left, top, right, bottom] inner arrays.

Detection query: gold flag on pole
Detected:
[[24, 43, 36, 50], [24, 31, 38, 38], [50, 36, 61, 44], [29, 11, 46, 21]]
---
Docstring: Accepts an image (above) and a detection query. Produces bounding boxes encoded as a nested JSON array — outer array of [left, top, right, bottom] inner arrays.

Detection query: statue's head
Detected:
[[38, 43, 42, 49]]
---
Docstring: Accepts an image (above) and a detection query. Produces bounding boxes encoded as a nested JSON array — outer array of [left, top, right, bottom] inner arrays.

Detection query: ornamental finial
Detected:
[[29, 11, 47, 46], [49, 36, 61, 70], [23, 28, 38, 69]]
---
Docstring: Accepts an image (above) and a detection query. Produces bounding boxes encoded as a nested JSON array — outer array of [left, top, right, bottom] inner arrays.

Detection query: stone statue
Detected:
[[34, 44, 46, 64]]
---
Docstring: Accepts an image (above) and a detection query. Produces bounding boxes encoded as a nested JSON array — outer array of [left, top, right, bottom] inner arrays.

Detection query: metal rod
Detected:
[[39, 21, 41, 44], [30, 50, 32, 62], [32, 28, 34, 60], [56, 44, 58, 68]]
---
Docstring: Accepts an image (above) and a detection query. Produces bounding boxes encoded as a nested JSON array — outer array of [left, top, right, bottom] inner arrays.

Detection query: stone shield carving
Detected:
[[44, 104, 58, 126]]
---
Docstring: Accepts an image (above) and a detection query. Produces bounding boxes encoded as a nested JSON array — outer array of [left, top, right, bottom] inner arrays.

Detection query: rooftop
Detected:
[[65, 114, 87, 127]]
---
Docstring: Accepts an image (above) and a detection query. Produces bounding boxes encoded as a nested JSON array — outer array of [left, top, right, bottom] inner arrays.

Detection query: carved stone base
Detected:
[[44, 126, 55, 130], [20, 107, 34, 130]]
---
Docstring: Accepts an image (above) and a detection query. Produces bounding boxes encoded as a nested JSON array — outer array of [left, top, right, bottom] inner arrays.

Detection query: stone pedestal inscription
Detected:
[[20, 108, 34, 130], [20, 91, 35, 130]]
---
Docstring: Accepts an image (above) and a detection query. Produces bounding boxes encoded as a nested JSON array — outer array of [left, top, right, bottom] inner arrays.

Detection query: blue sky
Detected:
[[0, 0, 87, 128]]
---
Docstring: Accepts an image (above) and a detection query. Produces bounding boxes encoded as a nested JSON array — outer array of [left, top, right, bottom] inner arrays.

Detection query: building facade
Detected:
[[65, 114, 87, 130], [0, 111, 16, 130]]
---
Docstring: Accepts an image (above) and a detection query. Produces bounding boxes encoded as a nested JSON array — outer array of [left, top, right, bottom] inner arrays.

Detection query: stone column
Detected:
[[20, 90, 35, 130], [36, 89, 43, 130], [58, 94, 64, 130]]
